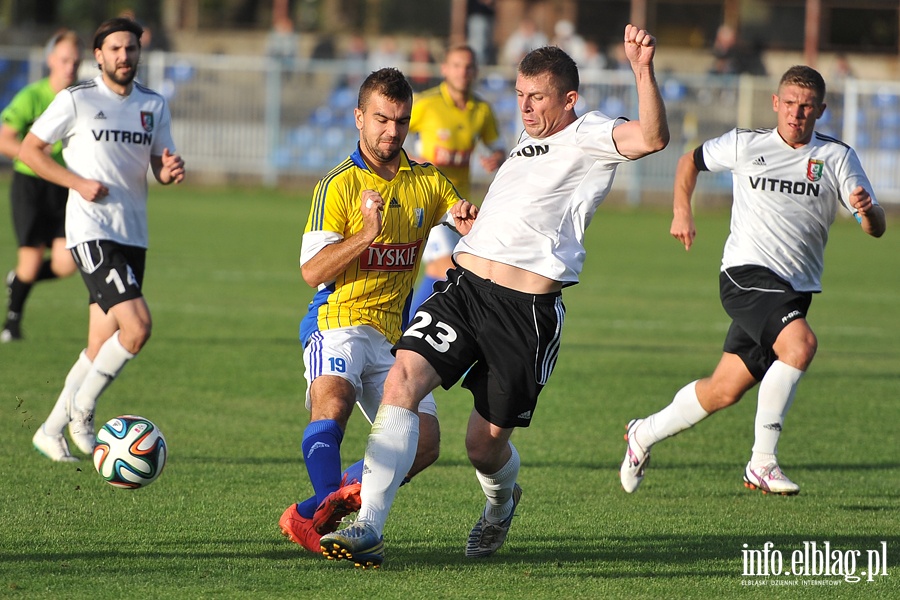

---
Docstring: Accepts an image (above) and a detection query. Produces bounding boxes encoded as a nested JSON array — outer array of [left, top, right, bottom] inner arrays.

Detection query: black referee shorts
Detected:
[[395, 266, 565, 429], [10, 171, 68, 247]]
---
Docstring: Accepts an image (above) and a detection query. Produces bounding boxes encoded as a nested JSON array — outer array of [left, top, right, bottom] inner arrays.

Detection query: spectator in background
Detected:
[[709, 24, 739, 75], [342, 33, 369, 89], [467, 0, 496, 65], [581, 39, 608, 73], [501, 17, 548, 67], [831, 53, 855, 83], [266, 16, 300, 77], [408, 36, 436, 91], [607, 40, 632, 71], [368, 35, 405, 72], [118, 8, 157, 50], [578, 39, 609, 110], [552, 19, 587, 65], [311, 34, 336, 61], [709, 24, 766, 76], [0, 30, 84, 343]]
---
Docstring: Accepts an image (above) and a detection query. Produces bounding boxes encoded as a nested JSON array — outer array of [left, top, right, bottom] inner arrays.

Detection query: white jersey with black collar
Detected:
[[29, 75, 176, 249], [701, 128, 876, 292], [454, 111, 628, 284]]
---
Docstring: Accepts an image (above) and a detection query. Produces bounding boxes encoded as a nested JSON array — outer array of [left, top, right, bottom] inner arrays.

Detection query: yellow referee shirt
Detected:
[[301, 145, 462, 345], [409, 81, 501, 200]]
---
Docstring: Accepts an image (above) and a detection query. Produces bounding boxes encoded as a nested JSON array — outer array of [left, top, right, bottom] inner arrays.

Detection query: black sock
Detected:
[[7, 273, 31, 317], [36, 259, 57, 282]]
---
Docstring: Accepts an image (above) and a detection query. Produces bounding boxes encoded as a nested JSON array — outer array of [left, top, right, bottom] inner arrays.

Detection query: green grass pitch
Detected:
[[0, 180, 897, 599]]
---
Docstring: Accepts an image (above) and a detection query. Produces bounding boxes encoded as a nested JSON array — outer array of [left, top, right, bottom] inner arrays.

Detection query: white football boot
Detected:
[[620, 418, 651, 493], [743, 462, 800, 495], [66, 394, 96, 455], [33, 424, 79, 462]]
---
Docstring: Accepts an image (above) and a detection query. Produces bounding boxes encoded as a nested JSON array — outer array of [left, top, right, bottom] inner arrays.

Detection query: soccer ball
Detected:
[[93, 415, 167, 489]]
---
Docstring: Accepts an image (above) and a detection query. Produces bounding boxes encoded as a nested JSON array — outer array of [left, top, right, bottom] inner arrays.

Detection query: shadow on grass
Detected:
[[6, 533, 896, 574]]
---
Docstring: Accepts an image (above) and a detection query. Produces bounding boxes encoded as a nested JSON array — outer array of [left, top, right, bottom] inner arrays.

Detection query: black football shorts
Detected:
[[71, 240, 146, 312], [719, 265, 813, 380], [395, 266, 565, 428]]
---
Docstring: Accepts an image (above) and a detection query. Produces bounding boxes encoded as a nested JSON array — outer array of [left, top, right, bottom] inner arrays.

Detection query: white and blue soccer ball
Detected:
[[93, 415, 167, 489]]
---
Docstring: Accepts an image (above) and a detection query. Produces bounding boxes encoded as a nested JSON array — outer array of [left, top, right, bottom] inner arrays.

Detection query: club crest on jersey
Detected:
[[360, 240, 422, 272], [140, 111, 154, 132], [807, 159, 824, 182], [414, 208, 424, 227]]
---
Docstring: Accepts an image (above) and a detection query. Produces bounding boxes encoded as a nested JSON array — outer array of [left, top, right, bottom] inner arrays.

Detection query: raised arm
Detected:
[[612, 24, 670, 160]]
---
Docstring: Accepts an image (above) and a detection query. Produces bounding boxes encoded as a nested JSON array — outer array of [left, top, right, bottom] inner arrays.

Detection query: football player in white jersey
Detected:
[[320, 24, 669, 568], [620, 65, 886, 496], [19, 17, 185, 462]]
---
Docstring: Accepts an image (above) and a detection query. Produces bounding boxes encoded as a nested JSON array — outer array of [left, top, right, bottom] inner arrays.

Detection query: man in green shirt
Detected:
[[0, 30, 84, 342]]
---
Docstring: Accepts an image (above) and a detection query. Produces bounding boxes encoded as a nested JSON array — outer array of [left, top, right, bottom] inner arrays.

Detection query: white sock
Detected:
[[73, 331, 135, 413], [751, 361, 804, 467], [44, 350, 93, 434], [635, 380, 710, 449], [476, 443, 520, 524], [357, 404, 419, 535]]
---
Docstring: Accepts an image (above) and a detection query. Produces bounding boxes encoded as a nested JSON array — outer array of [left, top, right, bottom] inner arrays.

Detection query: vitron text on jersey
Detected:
[[509, 144, 549, 158], [748, 177, 820, 196], [91, 129, 152, 145]]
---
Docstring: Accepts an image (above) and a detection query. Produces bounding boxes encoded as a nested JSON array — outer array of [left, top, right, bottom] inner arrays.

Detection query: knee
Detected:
[[697, 379, 747, 413], [778, 333, 818, 370], [466, 438, 505, 473], [417, 438, 440, 470], [120, 321, 152, 354], [416, 415, 441, 468]]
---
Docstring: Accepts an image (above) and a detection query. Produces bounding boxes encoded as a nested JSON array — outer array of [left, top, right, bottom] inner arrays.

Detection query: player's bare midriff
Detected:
[[455, 252, 563, 294]]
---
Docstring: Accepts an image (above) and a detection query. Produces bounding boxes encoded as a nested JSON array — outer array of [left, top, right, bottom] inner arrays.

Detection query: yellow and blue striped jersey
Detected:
[[300, 145, 462, 344], [409, 81, 501, 199]]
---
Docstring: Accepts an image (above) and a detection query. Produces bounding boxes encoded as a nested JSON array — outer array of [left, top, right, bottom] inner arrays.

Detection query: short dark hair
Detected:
[[93, 17, 143, 50], [518, 46, 579, 95], [779, 65, 826, 104], [358, 68, 413, 111], [443, 43, 476, 65]]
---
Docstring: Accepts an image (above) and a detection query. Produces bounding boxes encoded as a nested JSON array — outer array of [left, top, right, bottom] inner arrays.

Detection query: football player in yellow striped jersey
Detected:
[[279, 67, 477, 554], [407, 44, 506, 312]]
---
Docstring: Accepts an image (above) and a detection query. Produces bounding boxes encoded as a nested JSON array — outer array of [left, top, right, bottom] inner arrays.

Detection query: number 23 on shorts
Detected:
[[404, 311, 458, 353]]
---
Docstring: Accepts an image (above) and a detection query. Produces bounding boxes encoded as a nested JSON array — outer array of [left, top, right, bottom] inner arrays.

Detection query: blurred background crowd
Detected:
[[0, 0, 898, 200]]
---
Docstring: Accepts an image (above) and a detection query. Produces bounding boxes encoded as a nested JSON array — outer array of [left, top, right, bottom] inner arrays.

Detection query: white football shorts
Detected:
[[303, 324, 437, 423]]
